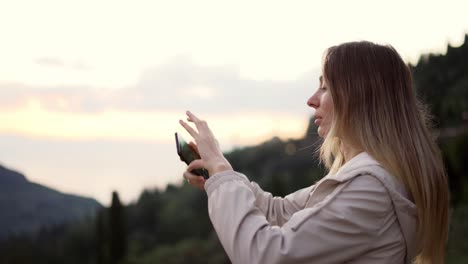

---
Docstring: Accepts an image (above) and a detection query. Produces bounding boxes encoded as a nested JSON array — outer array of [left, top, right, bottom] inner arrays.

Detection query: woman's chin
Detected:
[[317, 127, 328, 138], [317, 128, 324, 138]]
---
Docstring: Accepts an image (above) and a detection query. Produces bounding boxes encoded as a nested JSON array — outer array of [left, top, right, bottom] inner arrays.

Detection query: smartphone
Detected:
[[175, 132, 209, 179]]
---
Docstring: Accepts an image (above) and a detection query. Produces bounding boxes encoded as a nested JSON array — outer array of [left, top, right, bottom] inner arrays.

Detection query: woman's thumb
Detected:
[[187, 159, 204, 172]]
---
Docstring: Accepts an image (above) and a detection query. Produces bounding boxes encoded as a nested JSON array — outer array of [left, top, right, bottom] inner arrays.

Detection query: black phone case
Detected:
[[191, 168, 209, 179], [175, 133, 209, 179]]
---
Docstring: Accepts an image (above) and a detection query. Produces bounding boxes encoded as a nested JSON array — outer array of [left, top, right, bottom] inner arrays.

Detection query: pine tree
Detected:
[[109, 191, 127, 264], [96, 208, 107, 264]]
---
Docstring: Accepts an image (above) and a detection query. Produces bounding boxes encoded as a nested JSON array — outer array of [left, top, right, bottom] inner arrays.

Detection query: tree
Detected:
[[109, 191, 127, 264], [96, 209, 107, 264]]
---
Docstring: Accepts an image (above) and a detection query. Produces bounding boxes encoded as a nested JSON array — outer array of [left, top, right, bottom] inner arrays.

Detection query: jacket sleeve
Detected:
[[233, 172, 315, 226], [204, 170, 393, 264]]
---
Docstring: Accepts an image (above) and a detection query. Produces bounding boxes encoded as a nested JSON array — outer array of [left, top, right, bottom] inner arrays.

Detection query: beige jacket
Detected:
[[205, 152, 417, 264]]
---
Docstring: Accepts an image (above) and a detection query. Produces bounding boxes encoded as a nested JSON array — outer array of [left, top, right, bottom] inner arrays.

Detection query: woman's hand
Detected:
[[179, 111, 233, 185], [182, 143, 206, 190]]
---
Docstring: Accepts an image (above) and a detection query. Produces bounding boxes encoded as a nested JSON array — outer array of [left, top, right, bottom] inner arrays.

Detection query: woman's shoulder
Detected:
[[330, 152, 407, 195], [316, 152, 415, 216]]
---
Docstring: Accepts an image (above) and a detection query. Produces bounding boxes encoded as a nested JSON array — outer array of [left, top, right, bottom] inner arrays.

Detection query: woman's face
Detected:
[[307, 75, 334, 137]]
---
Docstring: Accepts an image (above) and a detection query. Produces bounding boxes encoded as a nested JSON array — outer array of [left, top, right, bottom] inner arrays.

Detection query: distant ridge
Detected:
[[0, 164, 102, 240]]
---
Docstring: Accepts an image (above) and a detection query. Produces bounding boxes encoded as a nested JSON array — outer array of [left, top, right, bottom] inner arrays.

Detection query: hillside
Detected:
[[411, 34, 468, 128], [0, 164, 102, 240]]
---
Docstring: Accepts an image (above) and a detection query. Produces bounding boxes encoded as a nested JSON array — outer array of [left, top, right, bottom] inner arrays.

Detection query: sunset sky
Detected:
[[1, 0, 467, 205]]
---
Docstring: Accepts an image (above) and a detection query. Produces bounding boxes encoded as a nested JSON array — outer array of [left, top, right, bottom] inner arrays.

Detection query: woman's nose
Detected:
[[307, 93, 319, 109]]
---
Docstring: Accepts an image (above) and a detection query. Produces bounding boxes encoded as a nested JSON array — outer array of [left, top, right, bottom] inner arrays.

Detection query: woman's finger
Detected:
[[186, 111, 213, 136], [183, 171, 206, 190], [188, 141, 200, 155], [193, 175, 206, 189], [186, 111, 208, 131], [186, 111, 201, 123], [179, 119, 199, 139], [187, 159, 204, 172], [183, 171, 198, 182]]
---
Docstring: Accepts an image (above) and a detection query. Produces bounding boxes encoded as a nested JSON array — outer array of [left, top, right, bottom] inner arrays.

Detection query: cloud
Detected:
[[35, 56, 90, 71], [0, 82, 103, 112], [1, 56, 320, 115], [35, 57, 65, 68]]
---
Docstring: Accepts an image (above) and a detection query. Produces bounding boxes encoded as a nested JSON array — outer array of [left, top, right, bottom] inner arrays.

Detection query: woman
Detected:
[[179, 41, 449, 264]]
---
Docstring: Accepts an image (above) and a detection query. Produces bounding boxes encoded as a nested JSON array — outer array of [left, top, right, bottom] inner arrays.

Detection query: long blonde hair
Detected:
[[319, 41, 449, 263]]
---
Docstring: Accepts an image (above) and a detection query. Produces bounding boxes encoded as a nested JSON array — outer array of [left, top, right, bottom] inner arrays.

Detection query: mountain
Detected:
[[0, 164, 102, 240], [411, 34, 468, 128]]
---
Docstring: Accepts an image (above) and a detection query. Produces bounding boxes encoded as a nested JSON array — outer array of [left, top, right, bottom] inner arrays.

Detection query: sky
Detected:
[[0, 0, 467, 205]]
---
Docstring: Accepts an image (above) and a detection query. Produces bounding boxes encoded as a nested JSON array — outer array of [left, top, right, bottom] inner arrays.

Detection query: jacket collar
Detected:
[[326, 152, 382, 182]]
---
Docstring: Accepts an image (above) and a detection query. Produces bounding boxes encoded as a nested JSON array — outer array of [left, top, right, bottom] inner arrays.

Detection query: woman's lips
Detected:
[[314, 118, 322, 126]]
